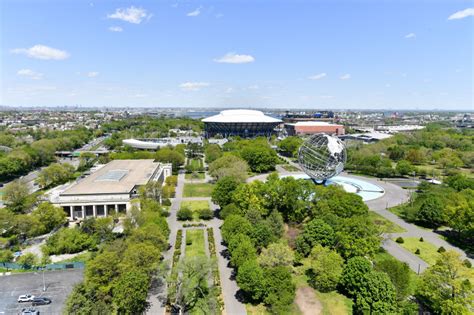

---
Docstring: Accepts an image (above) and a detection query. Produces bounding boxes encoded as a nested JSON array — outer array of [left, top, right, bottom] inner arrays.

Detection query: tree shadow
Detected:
[[434, 230, 474, 258]]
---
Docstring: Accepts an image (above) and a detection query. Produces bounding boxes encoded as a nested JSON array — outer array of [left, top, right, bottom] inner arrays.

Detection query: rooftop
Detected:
[[61, 159, 159, 195], [202, 109, 282, 123], [290, 121, 343, 126]]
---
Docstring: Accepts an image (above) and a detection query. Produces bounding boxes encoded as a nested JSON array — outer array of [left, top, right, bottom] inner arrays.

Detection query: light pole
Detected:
[[42, 266, 46, 292]]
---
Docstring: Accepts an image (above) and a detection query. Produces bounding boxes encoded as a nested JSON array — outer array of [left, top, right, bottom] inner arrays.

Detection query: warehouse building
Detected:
[[51, 159, 171, 220], [202, 109, 282, 138]]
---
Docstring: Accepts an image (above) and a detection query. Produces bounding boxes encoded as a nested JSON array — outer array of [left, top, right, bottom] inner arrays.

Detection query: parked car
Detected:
[[20, 308, 39, 315], [18, 295, 35, 302], [32, 297, 51, 306]]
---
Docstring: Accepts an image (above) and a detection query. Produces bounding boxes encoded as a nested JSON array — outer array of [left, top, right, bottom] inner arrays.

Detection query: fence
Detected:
[[0, 261, 84, 271]]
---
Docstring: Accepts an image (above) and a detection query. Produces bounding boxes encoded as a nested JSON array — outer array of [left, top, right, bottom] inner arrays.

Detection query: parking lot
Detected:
[[0, 269, 83, 315]]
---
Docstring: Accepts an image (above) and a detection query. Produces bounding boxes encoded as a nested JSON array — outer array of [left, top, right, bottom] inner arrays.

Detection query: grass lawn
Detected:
[[185, 229, 206, 258], [368, 211, 406, 233], [280, 164, 301, 172], [397, 237, 442, 265], [181, 200, 210, 221], [187, 158, 203, 168], [183, 183, 214, 197], [185, 172, 205, 180], [315, 291, 353, 315]]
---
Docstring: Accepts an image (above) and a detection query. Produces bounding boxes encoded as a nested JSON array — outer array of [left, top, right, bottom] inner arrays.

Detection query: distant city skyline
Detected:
[[1, 0, 473, 110]]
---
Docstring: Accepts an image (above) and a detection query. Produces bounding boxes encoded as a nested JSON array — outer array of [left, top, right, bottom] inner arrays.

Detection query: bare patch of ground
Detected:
[[296, 286, 322, 315]]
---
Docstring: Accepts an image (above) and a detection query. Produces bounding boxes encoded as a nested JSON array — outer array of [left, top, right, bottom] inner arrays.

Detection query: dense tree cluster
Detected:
[[222, 137, 278, 173], [217, 173, 393, 313], [36, 163, 75, 188], [277, 136, 303, 158], [346, 124, 473, 177], [65, 198, 169, 313], [0, 127, 92, 181]]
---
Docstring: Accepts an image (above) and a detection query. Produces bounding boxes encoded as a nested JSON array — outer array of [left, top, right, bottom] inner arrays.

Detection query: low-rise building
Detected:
[[284, 121, 345, 136], [51, 159, 171, 220]]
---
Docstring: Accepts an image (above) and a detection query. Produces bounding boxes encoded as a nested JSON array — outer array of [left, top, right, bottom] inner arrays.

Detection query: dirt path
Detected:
[[295, 286, 322, 315]]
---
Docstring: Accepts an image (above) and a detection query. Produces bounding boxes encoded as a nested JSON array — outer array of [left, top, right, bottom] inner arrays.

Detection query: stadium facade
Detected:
[[202, 109, 282, 138]]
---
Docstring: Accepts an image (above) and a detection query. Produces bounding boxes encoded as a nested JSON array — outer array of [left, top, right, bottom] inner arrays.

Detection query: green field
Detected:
[[185, 172, 205, 180], [315, 291, 353, 315], [183, 183, 214, 197], [185, 229, 206, 258], [368, 211, 406, 233], [187, 158, 203, 168], [397, 237, 442, 265], [181, 200, 210, 221]]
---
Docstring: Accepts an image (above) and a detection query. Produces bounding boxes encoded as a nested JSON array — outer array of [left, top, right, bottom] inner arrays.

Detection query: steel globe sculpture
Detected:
[[298, 134, 347, 182]]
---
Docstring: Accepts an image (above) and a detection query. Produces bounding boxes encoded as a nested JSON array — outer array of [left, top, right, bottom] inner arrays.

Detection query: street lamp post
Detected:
[[42, 267, 46, 291]]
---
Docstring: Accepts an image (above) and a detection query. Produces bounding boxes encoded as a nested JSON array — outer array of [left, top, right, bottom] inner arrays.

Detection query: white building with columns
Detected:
[[51, 159, 171, 220]]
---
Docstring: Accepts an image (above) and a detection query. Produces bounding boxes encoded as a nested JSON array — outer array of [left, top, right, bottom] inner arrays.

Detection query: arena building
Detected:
[[284, 121, 345, 136], [202, 109, 282, 138], [50, 159, 171, 220]]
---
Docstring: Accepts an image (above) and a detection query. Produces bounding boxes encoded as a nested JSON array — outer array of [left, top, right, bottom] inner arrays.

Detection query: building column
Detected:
[[115, 204, 118, 214], [81, 206, 85, 219], [93, 205, 97, 217], [104, 205, 108, 217], [69, 206, 73, 220]]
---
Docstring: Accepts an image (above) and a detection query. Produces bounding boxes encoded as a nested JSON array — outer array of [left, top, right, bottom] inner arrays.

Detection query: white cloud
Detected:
[[87, 72, 99, 78], [107, 6, 151, 24], [225, 87, 234, 93], [319, 95, 334, 99], [179, 82, 209, 91], [248, 85, 259, 90], [340, 74, 351, 80], [109, 26, 123, 32], [11, 45, 69, 60], [448, 8, 474, 20], [187, 7, 201, 17], [404, 33, 416, 39], [17, 69, 43, 80], [214, 52, 255, 64], [308, 73, 327, 80]]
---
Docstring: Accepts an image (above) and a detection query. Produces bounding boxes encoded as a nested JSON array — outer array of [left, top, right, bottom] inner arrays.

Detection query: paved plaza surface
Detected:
[[0, 269, 83, 315]]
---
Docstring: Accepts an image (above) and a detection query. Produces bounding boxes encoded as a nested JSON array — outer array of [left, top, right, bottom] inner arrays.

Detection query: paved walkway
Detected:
[[147, 171, 246, 315]]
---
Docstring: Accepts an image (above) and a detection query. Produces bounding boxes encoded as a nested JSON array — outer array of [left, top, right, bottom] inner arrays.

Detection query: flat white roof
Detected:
[[202, 109, 282, 123], [290, 121, 342, 127], [61, 159, 159, 195]]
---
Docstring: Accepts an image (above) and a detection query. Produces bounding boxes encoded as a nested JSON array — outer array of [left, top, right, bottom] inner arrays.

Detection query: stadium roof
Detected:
[[61, 159, 159, 195], [202, 109, 282, 123]]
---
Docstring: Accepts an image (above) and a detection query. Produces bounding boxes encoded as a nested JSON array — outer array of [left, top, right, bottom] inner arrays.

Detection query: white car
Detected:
[[20, 308, 39, 315], [17, 295, 35, 302]]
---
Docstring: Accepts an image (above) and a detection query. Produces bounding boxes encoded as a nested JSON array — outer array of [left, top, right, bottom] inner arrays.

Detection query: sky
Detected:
[[1, 0, 473, 110]]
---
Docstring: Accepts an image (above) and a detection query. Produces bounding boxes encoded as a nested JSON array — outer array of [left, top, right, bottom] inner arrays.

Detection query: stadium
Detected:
[[202, 109, 282, 138]]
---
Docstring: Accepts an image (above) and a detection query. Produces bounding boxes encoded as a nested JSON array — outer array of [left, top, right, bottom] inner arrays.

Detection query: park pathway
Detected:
[[147, 170, 246, 315]]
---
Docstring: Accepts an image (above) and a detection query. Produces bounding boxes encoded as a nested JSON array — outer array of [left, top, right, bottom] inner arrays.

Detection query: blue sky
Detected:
[[1, 0, 473, 110]]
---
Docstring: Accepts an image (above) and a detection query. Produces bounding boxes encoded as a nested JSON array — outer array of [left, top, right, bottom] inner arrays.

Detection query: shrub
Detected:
[[198, 208, 214, 220], [43, 227, 97, 255], [419, 237, 424, 242], [437, 246, 446, 253], [415, 249, 420, 255], [177, 207, 192, 221], [395, 237, 404, 244], [161, 198, 172, 206], [186, 238, 192, 246], [17, 253, 38, 268], [463, 259, 472, 268]]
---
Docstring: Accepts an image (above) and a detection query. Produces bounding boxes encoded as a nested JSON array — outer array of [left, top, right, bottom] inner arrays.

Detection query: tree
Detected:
[[416, 196, 445, 229], [296, 219, 335, 256], [177, 207, 193, 221], [155, 148, 185, 173], [396, 160, 415, 176], [36, 163, 75, 188], [78, 152, 96, 171], [211, 176, 240, 208], [445, 173, 474, 191], [208, 154, 249, 182], [339, 256, 372, 297], [43, 227, 97, 255], [265, 210, 284, 239], [263, 266, 295, 314], [3, 180, 32, 213], [417, 251, 473, 314], [230, 237, 257, 268], [258, 243, 294, 268], [221, 215, 253, 243], [236, 260, 266, 301], [0, 250, 14, 262], [65, 283, 112, 315], [374, 259, 411, 301], [306, 245, 344, 292], [112, 269, 150, 314], [354, 271, 397, 314], [85, 250, 121, 294], [315, 186, 368, 218], [31, 202, 66, 233], [139, 180, 162, 201], [335, 216, 381, 259], [17, 253, 38, 268], [240, 144, 278, 173], [204, 144, 222, 163], [277, 136, 303, 157], [219, 203, 239, 219]]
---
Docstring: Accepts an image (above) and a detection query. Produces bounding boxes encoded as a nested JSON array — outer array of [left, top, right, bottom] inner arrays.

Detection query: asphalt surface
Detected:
[[0, 269, 84, 315]]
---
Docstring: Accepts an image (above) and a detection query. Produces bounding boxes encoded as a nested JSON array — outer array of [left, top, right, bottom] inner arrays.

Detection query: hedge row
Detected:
[[167, 229, 183, 306], [207, 228, 224, 311]]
